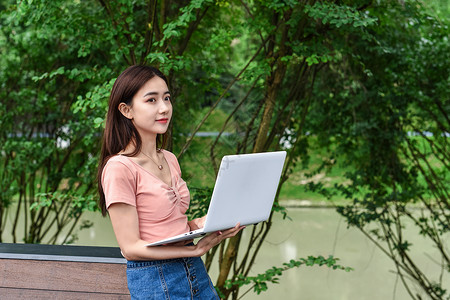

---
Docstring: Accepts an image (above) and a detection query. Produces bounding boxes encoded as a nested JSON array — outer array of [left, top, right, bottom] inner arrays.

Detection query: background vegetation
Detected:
[[0, 0, 448, 299]]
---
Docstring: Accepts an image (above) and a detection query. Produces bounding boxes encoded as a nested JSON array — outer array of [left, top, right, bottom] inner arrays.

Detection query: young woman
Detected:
[[97, 65, 244, 299]]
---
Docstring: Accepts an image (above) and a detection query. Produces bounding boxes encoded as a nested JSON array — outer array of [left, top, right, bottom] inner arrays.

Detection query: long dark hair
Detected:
[[97, 65, 170, 216]]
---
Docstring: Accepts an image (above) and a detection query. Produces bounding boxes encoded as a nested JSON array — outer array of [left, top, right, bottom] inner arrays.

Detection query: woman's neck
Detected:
[[140, 139, 159, 157], [123, 134, 159, 158]]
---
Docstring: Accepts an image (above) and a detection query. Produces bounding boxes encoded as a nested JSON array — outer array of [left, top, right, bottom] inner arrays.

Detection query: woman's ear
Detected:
[[118, 102, 133, 119]]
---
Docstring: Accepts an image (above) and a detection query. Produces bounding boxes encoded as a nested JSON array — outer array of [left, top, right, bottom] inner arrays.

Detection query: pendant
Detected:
[[158, 165, 163, 170]]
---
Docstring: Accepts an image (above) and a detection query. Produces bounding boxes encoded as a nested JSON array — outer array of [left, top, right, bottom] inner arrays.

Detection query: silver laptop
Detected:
[[146, 151, 287, 246]]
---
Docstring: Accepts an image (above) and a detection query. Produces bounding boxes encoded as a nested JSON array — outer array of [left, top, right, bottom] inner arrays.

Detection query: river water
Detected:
[[3, 206, 448, 299]]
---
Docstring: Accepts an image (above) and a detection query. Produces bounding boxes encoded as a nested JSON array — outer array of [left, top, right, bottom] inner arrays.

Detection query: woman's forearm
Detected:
[[120, 224, 243, 261], [121, 239, 201, 261]]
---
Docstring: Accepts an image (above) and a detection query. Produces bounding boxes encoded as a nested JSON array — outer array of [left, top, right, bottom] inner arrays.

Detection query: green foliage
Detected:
[[305, 1, 449, 299], [222, 255, 352, 296], [186, 187, 213, 220], [305, 2, 377, 29], [0, 0, 117, 243]]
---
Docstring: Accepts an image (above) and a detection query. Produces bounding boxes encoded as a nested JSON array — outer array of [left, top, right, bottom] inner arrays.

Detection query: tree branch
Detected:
[[177, 34, 271, 160]]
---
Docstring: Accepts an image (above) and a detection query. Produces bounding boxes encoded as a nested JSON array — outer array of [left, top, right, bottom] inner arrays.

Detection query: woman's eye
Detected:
[[147, 98, 156, 102], [165, 96, 171, 101]]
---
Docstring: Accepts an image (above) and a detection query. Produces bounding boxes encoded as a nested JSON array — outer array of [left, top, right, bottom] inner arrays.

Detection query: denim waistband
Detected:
[[127, 257, 185, 268]]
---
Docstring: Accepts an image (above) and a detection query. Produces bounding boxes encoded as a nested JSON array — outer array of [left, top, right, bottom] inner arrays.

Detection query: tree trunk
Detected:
[[253, 64, 287, 153]]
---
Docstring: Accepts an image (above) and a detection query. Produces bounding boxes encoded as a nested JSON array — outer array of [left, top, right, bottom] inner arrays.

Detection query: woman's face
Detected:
[[124, 76, 172, 138]]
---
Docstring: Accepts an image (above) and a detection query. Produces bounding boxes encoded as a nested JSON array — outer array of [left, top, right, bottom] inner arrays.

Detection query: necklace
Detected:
[[141, 150, 164, 170]]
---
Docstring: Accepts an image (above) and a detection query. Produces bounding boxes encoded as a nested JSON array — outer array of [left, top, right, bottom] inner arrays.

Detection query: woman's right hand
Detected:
[[194, 223, 245, 256]]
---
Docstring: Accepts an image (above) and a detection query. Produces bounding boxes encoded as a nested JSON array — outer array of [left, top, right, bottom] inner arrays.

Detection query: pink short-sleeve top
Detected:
[[101, 150, 191, 243]]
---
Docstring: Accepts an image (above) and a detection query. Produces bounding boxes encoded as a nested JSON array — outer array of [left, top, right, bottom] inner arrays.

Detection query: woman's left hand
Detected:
[[194, 223, 245, 256]]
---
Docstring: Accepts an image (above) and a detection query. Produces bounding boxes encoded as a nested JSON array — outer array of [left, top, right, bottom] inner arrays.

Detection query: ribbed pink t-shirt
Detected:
[[101, 150, 191, 243]]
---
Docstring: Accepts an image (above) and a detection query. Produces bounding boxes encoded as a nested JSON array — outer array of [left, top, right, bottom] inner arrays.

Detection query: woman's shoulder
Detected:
[[161, 149, 177, 162], [161, 150, 182, 174], [104, 155, 137, 174], [101, 155, 138, 190]]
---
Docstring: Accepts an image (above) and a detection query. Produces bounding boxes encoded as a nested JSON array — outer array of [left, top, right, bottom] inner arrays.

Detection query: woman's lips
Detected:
[[156, 118, 169, 124]]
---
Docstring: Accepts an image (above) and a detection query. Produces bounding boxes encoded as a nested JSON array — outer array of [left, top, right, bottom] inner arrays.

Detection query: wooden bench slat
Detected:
[[0, 259, 128, 294], [0, 287, 130, 300]]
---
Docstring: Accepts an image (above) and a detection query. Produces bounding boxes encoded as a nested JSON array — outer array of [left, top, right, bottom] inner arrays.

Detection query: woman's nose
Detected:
[[159, 99, 171, 113]]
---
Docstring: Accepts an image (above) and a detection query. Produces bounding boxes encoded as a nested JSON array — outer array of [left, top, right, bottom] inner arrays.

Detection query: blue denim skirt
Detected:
[[126, 256, 219, 299]]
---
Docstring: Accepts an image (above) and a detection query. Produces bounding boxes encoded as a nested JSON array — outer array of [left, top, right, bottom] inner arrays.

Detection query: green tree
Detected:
[[0, 0, 113, 243], [1, 1, 357, 297], [1, 0, 447, 299], [307, 1, 449, 299]]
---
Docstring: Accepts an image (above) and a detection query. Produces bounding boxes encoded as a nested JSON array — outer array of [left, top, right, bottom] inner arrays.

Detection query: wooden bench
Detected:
[[0, 243, 130, 299]]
